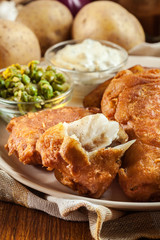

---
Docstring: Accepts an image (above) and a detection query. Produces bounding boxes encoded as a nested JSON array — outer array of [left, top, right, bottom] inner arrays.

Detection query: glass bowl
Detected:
[[0, 69, 73, 123], [44, 39, 128, 99]]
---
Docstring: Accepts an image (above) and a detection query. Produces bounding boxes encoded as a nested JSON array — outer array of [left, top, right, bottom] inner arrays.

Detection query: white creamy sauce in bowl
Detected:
[[51, 39, 125, 72], [45, 39, 128, 99]]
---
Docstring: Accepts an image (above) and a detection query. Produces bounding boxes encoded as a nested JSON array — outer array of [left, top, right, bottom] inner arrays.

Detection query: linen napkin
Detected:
[[1, 42, 160, 240]]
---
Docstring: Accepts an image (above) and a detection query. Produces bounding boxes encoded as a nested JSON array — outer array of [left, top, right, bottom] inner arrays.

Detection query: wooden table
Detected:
[[0, 201, 158, 240], [0, 201, 94, 240]]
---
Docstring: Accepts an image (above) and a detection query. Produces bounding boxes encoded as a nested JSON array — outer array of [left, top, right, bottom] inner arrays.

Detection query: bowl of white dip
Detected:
[[44, 39, 128, 99]]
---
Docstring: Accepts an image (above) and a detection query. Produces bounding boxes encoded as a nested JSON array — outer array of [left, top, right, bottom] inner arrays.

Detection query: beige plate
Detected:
[[1, 56, 160, 211]]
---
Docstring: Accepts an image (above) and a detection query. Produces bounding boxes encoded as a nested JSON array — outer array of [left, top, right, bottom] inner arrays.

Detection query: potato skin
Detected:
[[72, 1, 145, 51], [16, 0, 73, 55], [0, 19, 41, 68]]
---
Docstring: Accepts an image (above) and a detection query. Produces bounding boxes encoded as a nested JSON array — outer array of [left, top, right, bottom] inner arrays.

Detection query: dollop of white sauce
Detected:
[[52, 39, 124, 72]]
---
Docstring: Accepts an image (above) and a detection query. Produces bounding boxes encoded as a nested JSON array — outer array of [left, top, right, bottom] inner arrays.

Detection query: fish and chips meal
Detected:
[[4, 65, 160, 202], [0, 0, 158, 203]]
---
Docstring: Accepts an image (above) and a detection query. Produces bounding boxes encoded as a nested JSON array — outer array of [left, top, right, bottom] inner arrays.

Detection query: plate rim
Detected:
[[0, 155, 160, 211]]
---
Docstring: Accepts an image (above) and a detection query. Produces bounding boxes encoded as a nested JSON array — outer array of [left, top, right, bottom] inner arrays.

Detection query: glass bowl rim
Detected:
[[44, 39, 128, 74], [0, 67, 73, 106]]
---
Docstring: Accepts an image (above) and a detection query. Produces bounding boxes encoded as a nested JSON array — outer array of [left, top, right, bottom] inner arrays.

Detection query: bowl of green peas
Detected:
[[0, 60, 73, 122]]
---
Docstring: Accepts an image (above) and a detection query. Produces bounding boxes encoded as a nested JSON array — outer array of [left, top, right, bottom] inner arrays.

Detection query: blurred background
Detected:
[[112, 0, 160, 43], [0, 0, 160, 43]]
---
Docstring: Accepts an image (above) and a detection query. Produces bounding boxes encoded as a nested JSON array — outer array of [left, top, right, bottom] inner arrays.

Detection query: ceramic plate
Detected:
[[1, 56, 160, 211]]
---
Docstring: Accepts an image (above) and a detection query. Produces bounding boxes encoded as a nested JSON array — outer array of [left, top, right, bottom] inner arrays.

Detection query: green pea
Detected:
[[61, 83, 69, 92], [17, 82, 25, 90], [13, 82, 25, 93], [14, 90, 22, 99], [15, 73, 22, 79], [24, 67, 30, 75], [30, 95, 43, 108], [10, 77, 20, 88], [35, 103, 42, 109], [0, 77, 5, 88], [40, 84, 53, 100], [46, 66, 56, 72], [53, 90, 61, 97], [5, 77, 20, 88], [30, 69, 37, 80], [28, 60, 39, 69], [26, 83, 38, 96], [22, 74, 30, 85], [35, 70, 43, 82], [5, 67, 22, 79], [43, 71, 55, 83], [13, 63, 21, 70], [52, 82, 69, 92], [49, 74, 55, 83], [44, 103, 53, 108], [55, 73, 65, 84], [28, 61, 39, 77], [38, 80, 49, 88], [30, 95, 43, 102], [52, 82, 63, 91], [21, 91, 29, 102], [5, 79, 11, 88]]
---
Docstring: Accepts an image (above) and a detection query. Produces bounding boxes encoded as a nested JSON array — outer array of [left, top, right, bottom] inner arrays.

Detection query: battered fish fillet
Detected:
[[36, 114, 134, 198], [101, 67, 160, 201], [5, 107, 99, 165], [83, 78, 112, 108], [83, 65, 146, 109]]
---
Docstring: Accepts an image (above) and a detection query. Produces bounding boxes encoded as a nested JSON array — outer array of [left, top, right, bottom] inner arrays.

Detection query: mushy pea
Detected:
[[0, 60, 69, 110]]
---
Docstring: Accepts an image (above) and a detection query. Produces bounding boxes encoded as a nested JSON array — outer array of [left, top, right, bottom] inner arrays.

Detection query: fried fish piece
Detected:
[[83, 65, 146, 109], [119, 140, 160, 201], [36, 113, 134, 198], [83, 78, 112, 108], [5, 107, 99, 165], [101, 67, 160, 201]]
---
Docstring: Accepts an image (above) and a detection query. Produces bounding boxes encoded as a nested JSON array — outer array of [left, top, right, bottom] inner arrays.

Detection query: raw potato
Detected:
[[72, 1, 145, 51], [16, 0, 73, 55], [0, 19, 41, 68]]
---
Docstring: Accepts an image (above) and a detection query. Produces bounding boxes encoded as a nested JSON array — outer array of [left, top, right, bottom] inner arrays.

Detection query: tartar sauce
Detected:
[[52, 39, 124, 72]]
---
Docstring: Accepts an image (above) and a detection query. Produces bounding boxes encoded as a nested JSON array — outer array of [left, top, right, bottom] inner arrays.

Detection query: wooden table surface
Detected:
[[1, 201, 159, 240], [0, 201, 94, 240]]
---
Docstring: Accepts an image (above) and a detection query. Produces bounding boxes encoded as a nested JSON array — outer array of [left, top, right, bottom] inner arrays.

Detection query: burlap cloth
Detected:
[[1, 42, 160, 240]]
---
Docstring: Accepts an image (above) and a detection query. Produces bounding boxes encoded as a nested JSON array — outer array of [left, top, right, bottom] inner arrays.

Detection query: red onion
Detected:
[[58, 0, 91, 16]]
